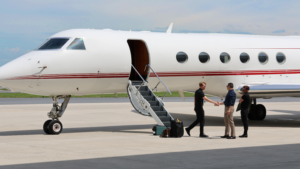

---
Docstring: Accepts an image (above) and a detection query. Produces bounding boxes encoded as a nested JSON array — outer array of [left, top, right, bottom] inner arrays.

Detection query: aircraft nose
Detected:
[[0, 58, 32, 91]]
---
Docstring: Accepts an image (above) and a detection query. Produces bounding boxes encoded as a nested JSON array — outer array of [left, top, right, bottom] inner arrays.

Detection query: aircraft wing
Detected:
[[237, 83, 300, 98]]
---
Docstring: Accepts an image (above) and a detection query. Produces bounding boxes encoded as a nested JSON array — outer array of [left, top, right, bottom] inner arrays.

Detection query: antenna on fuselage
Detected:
[[166, 23, 173, 33]]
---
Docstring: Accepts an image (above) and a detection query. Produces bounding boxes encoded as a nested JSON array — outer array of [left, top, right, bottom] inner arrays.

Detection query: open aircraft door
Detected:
[[127, 40, 150, 81]]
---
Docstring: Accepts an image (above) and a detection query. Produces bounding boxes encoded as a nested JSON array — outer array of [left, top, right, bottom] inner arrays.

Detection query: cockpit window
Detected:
[[67, 38, 86, 50], [38, 38, 69, 50]]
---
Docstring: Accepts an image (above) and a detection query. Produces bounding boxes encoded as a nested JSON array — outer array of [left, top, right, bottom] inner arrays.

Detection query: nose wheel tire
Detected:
[[48, 120, 63, 134], [43, 120, 63, 134], [43, 120, 52, 134]]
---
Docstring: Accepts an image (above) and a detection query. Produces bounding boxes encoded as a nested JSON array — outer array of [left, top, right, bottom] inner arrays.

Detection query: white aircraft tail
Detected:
[[166, 23, 173, 34]]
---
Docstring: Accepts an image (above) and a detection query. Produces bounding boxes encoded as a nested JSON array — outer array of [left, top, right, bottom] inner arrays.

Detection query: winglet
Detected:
[[166, 23, 173, 33]]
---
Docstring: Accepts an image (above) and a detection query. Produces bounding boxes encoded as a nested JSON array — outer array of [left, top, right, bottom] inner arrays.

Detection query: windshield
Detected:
[[67, 38, 86, 50], [38, 38, 69, 50]]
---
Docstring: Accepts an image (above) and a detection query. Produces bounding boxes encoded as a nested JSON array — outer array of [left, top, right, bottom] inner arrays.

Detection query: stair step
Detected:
[[151, 106, 163, 111], [155, 111, 167, 116], [163, 121, 171, 127], [148, 101, 159, 106], [159, 116, 171, 122], [132, 81, 143, 86], [140, 91, 151, 96], [144, 96, 155, 101], [135, 86, 148, 91]]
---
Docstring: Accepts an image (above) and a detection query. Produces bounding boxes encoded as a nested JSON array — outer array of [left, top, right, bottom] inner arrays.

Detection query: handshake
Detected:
[[214, 101, 220, 106]]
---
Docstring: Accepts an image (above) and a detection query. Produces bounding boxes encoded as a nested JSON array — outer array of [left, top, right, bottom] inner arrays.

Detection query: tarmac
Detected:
[[1, 97, 300, 168]]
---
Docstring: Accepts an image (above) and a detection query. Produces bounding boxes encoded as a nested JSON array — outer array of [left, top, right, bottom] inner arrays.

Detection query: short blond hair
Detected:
[[199, 82, 206, 87]]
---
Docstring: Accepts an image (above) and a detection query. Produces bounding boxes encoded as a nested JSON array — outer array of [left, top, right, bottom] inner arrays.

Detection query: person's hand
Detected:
[[239, 99, 244, 103], [226, 110, 230, 115], [214, 101, 220, 106]]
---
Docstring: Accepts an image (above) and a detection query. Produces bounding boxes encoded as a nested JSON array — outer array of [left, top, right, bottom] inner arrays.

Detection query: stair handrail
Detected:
[[131, 64, 148, 92], [145, 64, 171, 100]]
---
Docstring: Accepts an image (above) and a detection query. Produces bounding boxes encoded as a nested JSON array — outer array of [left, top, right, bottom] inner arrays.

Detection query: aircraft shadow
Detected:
[[1, 109, 300, 137], [0, 124, 154, 137], [170, 109, 300, 128]]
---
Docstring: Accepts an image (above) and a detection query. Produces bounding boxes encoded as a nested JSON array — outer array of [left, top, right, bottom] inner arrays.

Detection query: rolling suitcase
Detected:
[[171, 119, 184, 137], [152, 125, 166, 135]]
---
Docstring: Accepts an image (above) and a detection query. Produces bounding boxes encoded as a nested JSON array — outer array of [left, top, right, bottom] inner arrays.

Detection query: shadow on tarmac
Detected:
[[1, 144, 300, 169], [1, 109, 300, 137], [0, 124, 153, 136], [172, 109, 300, 128]]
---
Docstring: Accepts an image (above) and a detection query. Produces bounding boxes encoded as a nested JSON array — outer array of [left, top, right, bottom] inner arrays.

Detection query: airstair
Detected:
[[127, 64, 173, 127]]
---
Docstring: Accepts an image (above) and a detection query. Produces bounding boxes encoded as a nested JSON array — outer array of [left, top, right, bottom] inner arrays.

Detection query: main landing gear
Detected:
[[43, 95, 71, 135], [248, 98, 267, 121]]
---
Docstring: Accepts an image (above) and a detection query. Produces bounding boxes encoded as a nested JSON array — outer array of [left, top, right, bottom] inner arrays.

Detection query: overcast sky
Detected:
[[1, 0, 300, 66]]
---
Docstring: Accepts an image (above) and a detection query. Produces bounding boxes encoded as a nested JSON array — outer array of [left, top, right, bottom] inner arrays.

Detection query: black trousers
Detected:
[[187, 108, 205, 135], [240, 108, 249, 135]]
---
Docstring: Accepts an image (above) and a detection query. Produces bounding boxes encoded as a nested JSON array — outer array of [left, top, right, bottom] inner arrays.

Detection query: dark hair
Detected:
[[199, 82, 206, 87], [227, 83, 234, 88], [243, 86, 250, 90]]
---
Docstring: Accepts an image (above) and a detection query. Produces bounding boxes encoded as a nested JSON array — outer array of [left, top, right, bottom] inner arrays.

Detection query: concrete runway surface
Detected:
[[0, 97, 300, 169]]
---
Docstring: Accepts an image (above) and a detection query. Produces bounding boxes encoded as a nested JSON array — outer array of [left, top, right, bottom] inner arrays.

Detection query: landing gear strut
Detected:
[[43, 95, 71, 134], [248, 98, 266, 121]]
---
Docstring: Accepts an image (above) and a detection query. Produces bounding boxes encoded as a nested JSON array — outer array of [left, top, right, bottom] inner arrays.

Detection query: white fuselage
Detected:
[[0, 29, 300, 98]]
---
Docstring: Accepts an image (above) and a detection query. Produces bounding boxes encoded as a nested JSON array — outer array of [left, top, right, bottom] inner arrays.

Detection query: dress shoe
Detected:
[[199, 134, 209, 137], [185, 128, 191, 136], [221, 135, 229, 138], [239, 134, 248, 138], [227, 136, 236, 139]]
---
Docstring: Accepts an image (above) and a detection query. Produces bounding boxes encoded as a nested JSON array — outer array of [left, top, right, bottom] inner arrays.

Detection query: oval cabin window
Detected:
[[276, 52, 286, 64], [199, 52, 210, 63], [176, 52, 188, 63], [258, 52, 268, 64], [220, 52, 230, 63], [240, 53, 250, 63]]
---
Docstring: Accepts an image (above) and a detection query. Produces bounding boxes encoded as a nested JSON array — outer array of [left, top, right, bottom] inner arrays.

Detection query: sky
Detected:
[[1, 0, 300, 66]]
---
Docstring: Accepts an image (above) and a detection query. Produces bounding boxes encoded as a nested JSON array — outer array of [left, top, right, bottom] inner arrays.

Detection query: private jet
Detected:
[[1, 24, 300, 134]]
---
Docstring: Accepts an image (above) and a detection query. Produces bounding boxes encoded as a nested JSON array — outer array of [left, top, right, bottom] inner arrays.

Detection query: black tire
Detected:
[[256, 104, 266, 121], [248, 104, 256, 120], [43, 120, 52, 134], [48, 120, 63, 134]]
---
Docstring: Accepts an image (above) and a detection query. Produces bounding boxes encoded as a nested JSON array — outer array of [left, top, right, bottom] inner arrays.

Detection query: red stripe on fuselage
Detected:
[[5, 69, 300, 80], [233, 48, 300, 50], [149, 69, 300, 77], [6, 73, 130, 80]]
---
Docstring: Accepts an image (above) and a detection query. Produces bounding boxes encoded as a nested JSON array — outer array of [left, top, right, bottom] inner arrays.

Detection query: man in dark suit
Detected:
[[185, 82, 219, 137], [239, 86, 250, 138]]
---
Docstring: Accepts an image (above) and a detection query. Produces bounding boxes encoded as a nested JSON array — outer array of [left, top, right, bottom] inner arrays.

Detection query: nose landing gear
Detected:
[[43, 95, 71, 134]]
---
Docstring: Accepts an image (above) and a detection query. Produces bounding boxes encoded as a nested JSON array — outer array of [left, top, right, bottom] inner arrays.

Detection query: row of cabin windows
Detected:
[[176, 52, 286, 64]]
